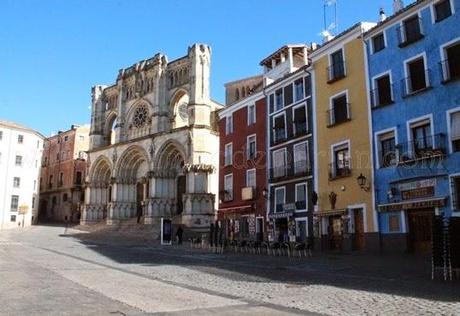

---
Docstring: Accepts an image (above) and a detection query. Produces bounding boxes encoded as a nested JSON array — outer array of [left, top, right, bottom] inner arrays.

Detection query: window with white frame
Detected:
[[247, 135, 256, 160], [274, 187, 285, 213], [372, 33, 385, 53], [372, 73, 393, 107], [331, 143, 351, 179], [295, 183, 307, 210], [450, 110, 460, 152], [10, 195, 19, 212], [294, 78, 304, 102], [13, 177, 20, 188], [273, 113, 286, 142], [410, 119, 433, 158], [17, 135, 24, 144], [398, 14, 423, 46], [328, 49, 345, 81], [0, 131, 3, 141], [224, 174, 233, 201], [225, 115, 233, 135], [404, 56, 429, 95], [15, 155, 22, 166], [224, 143, 233, 166], [247, 104, 256, 125], [272, 149, 287, 178], [246, 169, 256, 188], [293, 104, 307, 135], [274, 88, 283, 111], [433, 0, 453, 23], [441, 40, 460, 82], [451, 175, 460, 211], [328, 93, 349, 126], [284, 84, 293, 106], [294, 142, 309, 174], [378, 131, 397, 167]]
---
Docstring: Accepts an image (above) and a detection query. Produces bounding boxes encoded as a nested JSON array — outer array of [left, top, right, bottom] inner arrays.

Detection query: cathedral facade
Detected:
[[82, 44, 222, 234]]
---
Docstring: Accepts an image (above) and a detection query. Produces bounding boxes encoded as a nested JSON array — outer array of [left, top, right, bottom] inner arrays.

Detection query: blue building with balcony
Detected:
[[364, 0, 460, 254]]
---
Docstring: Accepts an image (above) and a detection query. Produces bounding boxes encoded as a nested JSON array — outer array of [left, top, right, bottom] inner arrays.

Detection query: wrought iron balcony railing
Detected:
[[401, 69, 431, 97], [270, 163, 312, 182], [326, 104, 351, 127], [440, 58, 460, 83], [370, 84, 394, 108], [328, 163, 352, 180], [327, 61, 346, 83], [397, 17, 424, 47], [396, 133, 446, 163]]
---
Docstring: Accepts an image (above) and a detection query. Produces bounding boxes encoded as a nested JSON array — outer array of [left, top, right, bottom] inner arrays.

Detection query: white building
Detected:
[[0, 120, 44, 229], [83, 44, 222, 235]]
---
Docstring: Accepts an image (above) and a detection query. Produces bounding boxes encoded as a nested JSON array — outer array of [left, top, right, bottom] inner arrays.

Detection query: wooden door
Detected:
[[408, 209, 433, 254], [353, 209, 365, 250]]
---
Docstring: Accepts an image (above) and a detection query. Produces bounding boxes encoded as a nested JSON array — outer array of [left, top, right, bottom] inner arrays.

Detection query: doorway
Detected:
[[408, 208, 433, 254], [256, 217, 264, 241], [136, 182, 144, 221], [352, 208, 365, 251], [176, 176, 186, 214]]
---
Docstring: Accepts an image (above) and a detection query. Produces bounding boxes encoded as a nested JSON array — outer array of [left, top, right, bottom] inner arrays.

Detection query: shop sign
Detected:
[[283, 203, 295, 212], [379, 197, 446, 212], [399, 179, 436, 191], [268, 210, 294, 219], [401, 186, 434, 200]]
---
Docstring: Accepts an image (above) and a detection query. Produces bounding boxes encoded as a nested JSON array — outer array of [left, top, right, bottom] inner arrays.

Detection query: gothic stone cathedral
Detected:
[[82, 44, 222, 234]]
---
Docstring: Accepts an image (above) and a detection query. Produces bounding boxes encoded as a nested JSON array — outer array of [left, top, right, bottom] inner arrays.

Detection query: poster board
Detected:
[[161, 218, 172, 245]]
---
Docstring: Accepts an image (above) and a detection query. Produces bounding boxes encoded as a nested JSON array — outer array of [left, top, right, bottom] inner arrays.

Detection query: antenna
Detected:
[[322, 0, 338, 43]]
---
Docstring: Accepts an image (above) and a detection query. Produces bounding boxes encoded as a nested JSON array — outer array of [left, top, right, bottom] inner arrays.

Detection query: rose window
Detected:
[[133, 105, 148, 128]]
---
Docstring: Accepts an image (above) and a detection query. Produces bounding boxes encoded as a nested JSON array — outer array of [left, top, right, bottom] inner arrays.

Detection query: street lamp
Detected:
[[356, 173, 370, 192]]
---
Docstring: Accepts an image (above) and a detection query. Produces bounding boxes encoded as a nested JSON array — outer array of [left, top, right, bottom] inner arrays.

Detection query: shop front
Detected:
[[267, 205, 295, 243], [217, 205, 265, 242]]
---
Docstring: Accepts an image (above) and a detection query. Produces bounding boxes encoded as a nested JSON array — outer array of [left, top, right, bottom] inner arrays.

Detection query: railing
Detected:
[[328, 163, 352, 180], [327, 61, 346, 83], [401, 69, 431, 97], [440, 59, 460, 83], [273, 128, 287, 144], [397, 17, 424, 47], [295, 200, 307, 210], [327, 104, 351, 127], [370, 84, 394, 108], [378, 149, 397, 168], [270, 163, 312, 182], [396, 133, 446, 163]]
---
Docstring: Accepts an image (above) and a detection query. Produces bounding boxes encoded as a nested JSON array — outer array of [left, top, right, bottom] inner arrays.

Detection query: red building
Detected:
[[218, 76, 267, 241]]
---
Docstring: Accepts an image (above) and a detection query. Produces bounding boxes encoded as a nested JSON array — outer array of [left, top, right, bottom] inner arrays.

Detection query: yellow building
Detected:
[[311, 23, 378, 251]]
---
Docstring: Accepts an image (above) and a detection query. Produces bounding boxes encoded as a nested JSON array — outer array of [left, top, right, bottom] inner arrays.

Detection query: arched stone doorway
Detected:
[[81, 156, 112, 224], [110, 146, 149, 224]]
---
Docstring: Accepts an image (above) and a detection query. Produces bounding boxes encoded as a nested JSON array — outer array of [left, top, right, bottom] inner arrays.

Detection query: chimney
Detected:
[[379, 7, 387, 22], [393, 0, 404, 14]]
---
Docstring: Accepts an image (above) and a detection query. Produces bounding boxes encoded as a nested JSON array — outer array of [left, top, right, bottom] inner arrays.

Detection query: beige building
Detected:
[[83, 44, 222, 235]]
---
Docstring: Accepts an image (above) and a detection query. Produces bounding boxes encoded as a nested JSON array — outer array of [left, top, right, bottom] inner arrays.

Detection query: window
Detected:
[[293, 105, 307, 135], [224, 174, 233, 201], [49, 175, 53, 188], [0, 130, 2, 140], [284, 84, 293, 106], [247, 135, 256, 160], [56, 153, 60, 161], [411, 121, 432, 156], [450, 111, 460, 152], [372, 74, 393, 107], [273, 114, 286, 143], [64, 135, 69, 142], [272, 149, 287, 178], [269, 94, 275, 113], [328, 49, 345, 82], [294, 142, 309, 174], [399, 15, 423, 46], [434, 0, 452, 22], [10, 195, 19, 212], [13, 177, 20, 188], [59, 172, 64, 186], [225, 115, 233, 135], [63, 193, 68, 202], [224, 143, 232, 166], [15, 155, 22, 166], [295, 183, 307, 210], [404, 57, 429, 95], [76, 171, 82, 185], [452, 176, 460, 210], [275, 89, 283, 111], [328, 93, 350, 126], [274, 187, 285, 213], [294, 78, 304, 101], [378, 131, 397, 167], [372, 33, 385, 53], [17, 135, 24, 144], [32, 197, 36, 208], [330, 143, 351, 179], [247, 104, 256, 125], [388, 214, 401, 232], [79, 135, 85, 141], [10, 215, 16, 222], [246, 169, 256, 188], [441, 42, 460, 82]]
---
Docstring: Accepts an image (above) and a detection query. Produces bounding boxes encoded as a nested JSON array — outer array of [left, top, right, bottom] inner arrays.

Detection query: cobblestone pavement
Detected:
[[1, 225, 459, 315]]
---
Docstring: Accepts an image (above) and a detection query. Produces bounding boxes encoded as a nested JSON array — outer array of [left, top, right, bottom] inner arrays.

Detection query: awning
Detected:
[[314, 209, 347, 217], [378, 197, 447, 212], [218, 205, 253, 213]]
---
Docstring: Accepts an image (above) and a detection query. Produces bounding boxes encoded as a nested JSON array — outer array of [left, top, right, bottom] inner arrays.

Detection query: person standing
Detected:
[[176, 225, 184, 245]]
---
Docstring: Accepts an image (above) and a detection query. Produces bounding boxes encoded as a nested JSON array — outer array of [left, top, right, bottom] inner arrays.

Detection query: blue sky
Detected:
[[0, 0, 400, 136]]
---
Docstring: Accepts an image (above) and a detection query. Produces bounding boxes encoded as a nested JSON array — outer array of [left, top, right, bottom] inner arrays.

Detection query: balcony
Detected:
[[273, 128, 287, 144], [397, 17, 424, 47], [219, 190, 233, 202], [378, 149, 397, 168], [397, 133, 446, 164], [327, 104, 351, 127], [440, 59, 460, 83], [401, 69, 431, 97], [328, 163, 352, 180], [327, 62, 346, 83], [370, 85, 394, 108], [269, 163, 311, 182], [293, 121, 308, 136]]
